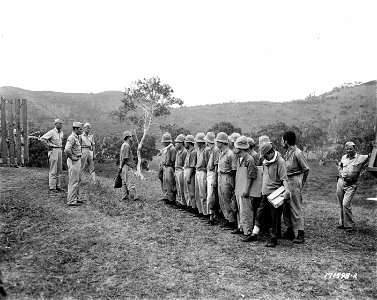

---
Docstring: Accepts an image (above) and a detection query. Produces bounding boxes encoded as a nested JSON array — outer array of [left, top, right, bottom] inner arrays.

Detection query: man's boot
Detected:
[[282, 227, 295, 240], [293, 230, 305, 244], [265, 237, 278, 247]]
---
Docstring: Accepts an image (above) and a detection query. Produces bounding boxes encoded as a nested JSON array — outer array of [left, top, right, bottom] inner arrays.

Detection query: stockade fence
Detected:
[[0, 98, 29, 166]]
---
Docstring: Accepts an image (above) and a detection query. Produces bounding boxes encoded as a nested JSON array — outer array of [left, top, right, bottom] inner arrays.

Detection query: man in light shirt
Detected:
[[81, 123, 96, 183]]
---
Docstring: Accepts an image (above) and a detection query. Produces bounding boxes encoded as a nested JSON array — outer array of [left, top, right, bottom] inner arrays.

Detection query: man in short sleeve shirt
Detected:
[[174, 134, 188, 207], [161, 132, 176, 204], [81, 123, 96, 182], [184, 135, 197, 211], [119, 131, 137, 201]]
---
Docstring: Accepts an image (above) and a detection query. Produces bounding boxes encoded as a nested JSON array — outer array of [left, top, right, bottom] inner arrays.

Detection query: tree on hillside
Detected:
[[208, 121, 242, 135], [113, 77, 183, 178], [300, 123, 328, 157], [159, 124, 191, 140]]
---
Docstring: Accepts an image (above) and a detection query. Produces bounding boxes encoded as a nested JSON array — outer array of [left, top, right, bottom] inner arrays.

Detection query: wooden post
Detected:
[[15, 99, 22, 165], [22, 99, 29, 165], [1, 98, 8, 164], [8, 100, 15, 165]]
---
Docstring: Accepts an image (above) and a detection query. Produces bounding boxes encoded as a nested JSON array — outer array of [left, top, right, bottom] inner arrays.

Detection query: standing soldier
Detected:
[[64, 122, 84, 206], [336, 142, 369, 232], [161, 132, 176, 205], [229, 132, 241, 151], [281, 131, 310, 244], [216, 132, 237, 229], [247, 137, 260, 166], [205, 131, 220, 225], [195, 133, 211, 217], [40, 119, 64, 192], [81, 123, 96, 183], [184, 135, 197, 213], [174, 134, 188, 208], [232, 136, 258, 238], [118, 131, 138, 201]]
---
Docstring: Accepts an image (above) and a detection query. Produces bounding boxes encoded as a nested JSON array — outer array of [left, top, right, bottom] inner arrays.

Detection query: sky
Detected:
[[0, 0, 376, 106]]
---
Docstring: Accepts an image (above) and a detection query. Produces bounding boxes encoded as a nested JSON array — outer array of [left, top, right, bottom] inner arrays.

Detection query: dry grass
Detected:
[[0, 161, 376, 299]]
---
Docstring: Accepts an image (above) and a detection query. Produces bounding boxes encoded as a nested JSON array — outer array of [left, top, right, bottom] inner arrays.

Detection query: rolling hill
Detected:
[[0, 81, 376, 138]]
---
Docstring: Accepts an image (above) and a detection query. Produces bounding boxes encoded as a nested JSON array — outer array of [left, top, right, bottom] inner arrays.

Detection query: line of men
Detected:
[[159, 130, 310, 247], [40, 120, 96, 206]]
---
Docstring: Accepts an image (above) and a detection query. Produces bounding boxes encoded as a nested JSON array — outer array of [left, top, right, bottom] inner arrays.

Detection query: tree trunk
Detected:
[[135, 113, 152, 180]]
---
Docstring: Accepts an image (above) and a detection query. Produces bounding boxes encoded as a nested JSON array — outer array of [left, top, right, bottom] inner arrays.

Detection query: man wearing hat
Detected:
[[247, 137, 260, 166], [119, 131, 138, 201], [64, 122, 84, 206], [80, 123, 96, 183], [40, 119, 64, 192], [161, 132, 176, 204], [232, 136, 258, 239], [216, 132, 237, 229], [205, 131, 220, 225], [245, 142, 290, 247], [174, 134, 188, 208], [229, 132, 241, 152], [336, 141, 369, 232], [183, 134, 197, 212], [195, 132, 211, 217]]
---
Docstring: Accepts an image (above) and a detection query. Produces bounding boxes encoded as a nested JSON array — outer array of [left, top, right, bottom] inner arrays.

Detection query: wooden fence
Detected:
[[0, 98, 29, 165]]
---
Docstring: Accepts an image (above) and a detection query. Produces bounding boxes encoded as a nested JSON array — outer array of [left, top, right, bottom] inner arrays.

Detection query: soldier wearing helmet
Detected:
[[229, 132, 241, 151], [215, 132, 237, 229], [119, 131, 138, 201], [160, 132, 177, 204], [183, 134, 197, 212], [174, 134, 188, 208]]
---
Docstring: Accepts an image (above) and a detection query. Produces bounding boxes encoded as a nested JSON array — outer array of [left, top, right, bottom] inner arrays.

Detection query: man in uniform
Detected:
[[229, 132, 241, 151], [247, 137, 260, 165], [118, 131, 138, 201], [161, 132, 176, 205], [40, 119, 64, 192], [184, 135, 197, 213], [64, 122, 84, 206], [174, 134, 188, 208], [336, 142, 369, 232], [282, 131, 310, 244], [80, 123, 96, 183], [216, 132, 237, 229]]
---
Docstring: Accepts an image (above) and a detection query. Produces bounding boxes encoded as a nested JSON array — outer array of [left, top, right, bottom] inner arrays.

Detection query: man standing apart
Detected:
[[40, 119, 64, 192], [118, 131, 138, 201], [183, 135, 197, 213], [81, 123, 96, 183], [174, 134, 187, 208], [336, 142, 369, 232], [161, 132, 176, 205], [64, 122, 83, 206], [281, 131, 310, 244]]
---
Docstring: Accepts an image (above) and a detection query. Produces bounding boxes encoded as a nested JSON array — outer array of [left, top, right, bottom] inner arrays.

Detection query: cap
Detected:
[[247, 137, 255, 147], [55, 119, 63, 124], [175, 134, 186, 143], [260, 142, 273, 158], [204, 132, 216, 143], [258, 135, 271, 146], [235, 136, 249, 150], [185, 134, 195, 143], [84, 123, 91, 128], [73, 122, 83, 127], [161, 132, 172, 143], [122, 131, 132, 139], [229, 132, 241, 143], [345, 141, 356, 147], [215, 132, 229, 144]]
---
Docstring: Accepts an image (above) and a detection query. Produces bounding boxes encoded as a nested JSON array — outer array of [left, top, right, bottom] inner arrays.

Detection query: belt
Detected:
[[219, 171, 232, 175], [341, 177, 357, 185], [196, 169, 207, 172], [81, 146, 91, 149], [287, 172, 302, 177], [51, 146, 62, 149]]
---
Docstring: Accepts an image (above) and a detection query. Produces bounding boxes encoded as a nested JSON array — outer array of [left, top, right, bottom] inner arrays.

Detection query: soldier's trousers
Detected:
[[207, 171, 218, 214], [67, 158, 81, 204], [218, 173, 236, 222], [163, 166, 176, 202], [175, 168, 186, 205], [236, 195, 254, 235], [336, 178, 357, 228], [121, 164, 137, 200], [284, 174, 305, 236], [81, 149, 96, 182], [256, 195, 282, 238], [195, 170, 208, 215], [184, 169, 196, 208], [48, 148, 62, 190]]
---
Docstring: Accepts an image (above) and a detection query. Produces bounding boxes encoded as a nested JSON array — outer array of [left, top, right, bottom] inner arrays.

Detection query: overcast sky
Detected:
[[1, 0, 376, 106]]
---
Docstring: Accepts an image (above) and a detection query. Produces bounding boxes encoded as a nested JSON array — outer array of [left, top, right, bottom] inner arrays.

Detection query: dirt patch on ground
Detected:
[[0, 163, 376, 299]]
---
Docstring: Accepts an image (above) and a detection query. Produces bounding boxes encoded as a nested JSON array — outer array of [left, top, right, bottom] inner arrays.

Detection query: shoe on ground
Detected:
[[265, 237, 278, 247], [49, 189, 59, 193], [345, 227, 355, 233], [242, 234, 258, 242], [220, 222, 229, 228], [67, 202, 82, 207], [282, 227, 295, 240], [77, 200, 84, 204], [207, 219, 216, 226], [293, 230, 305, 244], [231, 228, 243, 234], [336, 225, 345, 229], [56, 188, 65, 192]]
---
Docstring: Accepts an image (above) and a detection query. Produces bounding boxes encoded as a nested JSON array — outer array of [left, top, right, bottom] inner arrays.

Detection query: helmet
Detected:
[[229, 132, 241, 143], [204, 132, 216, 143], [260, 142, 273, 158], [185, 134, 195, 143], [175, 134, 186, 143], [122, 131, 132, 140], [258, 135, 271, 146], [215, 132, 229, 144], [161, 132, 172, 143], [195, 132, 206, 143], [247, 137, 255, 147], [235, 136, 249, 150]]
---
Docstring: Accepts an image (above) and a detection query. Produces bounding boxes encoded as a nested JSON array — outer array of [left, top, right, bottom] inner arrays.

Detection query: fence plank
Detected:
[[8, 101, 15, 164], [1, 98, 8, 163], [15, 99, 22, 164], [22, 99, 29, 165]]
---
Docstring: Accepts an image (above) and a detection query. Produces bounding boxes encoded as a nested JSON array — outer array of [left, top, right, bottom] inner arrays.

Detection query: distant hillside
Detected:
[[1, 81, 376, 138]]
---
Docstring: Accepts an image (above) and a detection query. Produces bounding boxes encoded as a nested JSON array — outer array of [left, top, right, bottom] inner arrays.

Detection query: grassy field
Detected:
[[0, 161, 376, 299]]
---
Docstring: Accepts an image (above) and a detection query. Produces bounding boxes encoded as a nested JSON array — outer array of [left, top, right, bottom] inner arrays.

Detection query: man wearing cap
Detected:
[[40, 119, 64, 192], [184, 134, 197, 212], [281, 131, 310, 243], [161, 132, 176, 204], [232, 136, 258, 238], [205, 131, 220, 225], [247, 137, 260, 166], [119, 131, 137, 201], [336, 142, 369, 232], [64, 122, 84, 206], [245, 142, 290, 247], [80, 123, 96, 183], [216, 132, 237, 229], [174, 134, 188, 208], [195, 132, 211, 217]]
